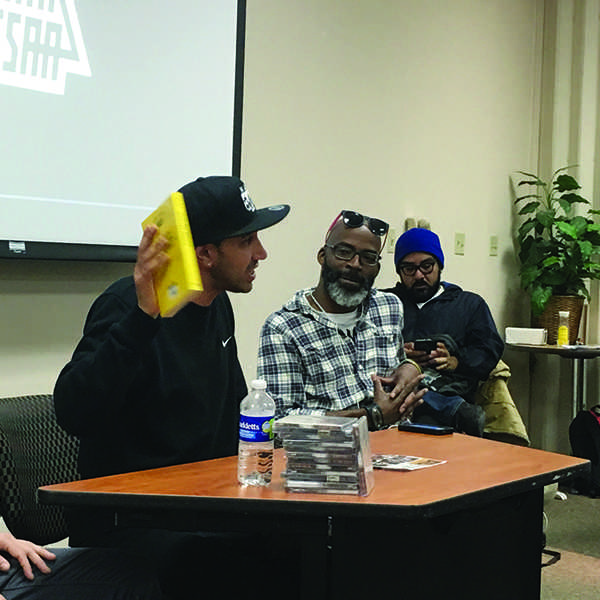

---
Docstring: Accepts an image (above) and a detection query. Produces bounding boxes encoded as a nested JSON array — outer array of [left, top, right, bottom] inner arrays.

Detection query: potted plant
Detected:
[[514, 166, 600, 342]]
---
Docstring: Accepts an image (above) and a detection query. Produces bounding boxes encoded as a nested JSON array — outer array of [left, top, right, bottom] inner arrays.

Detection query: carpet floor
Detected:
[[541, 549, 600, 600], [541, 489, 600, 599], [544, 492, 600, 558]]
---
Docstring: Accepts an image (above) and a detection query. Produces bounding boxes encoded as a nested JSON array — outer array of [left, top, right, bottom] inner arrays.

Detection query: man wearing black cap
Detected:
[[53, 176, 289, 598], [383, 227, 504, 436]]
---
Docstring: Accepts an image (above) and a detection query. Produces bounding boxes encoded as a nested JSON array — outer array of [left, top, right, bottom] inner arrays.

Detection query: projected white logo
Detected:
[[0, 0, 90, 95]]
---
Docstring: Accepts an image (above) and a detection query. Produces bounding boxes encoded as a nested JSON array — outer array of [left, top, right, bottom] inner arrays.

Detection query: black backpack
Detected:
[[568, 405, 600, 497]]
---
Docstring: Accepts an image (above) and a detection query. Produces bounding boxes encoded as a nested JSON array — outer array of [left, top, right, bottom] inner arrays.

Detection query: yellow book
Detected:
[[142, 192, 203, 317]]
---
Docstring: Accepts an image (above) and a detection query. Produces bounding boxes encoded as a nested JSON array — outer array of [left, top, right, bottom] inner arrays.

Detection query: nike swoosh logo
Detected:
[[222, 336, 232, 348]]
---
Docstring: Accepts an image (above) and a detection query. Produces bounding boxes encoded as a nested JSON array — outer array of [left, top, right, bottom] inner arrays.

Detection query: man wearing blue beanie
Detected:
[[384, 228, 504, 436]]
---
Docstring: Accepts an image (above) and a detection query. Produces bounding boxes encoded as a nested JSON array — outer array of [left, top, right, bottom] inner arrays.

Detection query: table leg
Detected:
[[573, 357, 586, 419]]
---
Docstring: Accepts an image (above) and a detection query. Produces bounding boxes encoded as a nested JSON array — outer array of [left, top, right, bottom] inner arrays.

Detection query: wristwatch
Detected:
[[371, 403, 384, 430], [365, 402, 384, 431]]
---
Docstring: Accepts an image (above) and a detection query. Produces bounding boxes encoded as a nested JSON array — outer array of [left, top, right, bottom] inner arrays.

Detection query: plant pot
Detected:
[[532, 295, 585, 345]]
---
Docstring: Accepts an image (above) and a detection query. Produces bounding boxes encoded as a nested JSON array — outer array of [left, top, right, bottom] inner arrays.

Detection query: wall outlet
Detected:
[[454, 232, 465, 255]]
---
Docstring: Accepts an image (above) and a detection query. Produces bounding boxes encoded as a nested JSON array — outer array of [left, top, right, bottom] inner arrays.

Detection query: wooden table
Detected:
[[40, 430, 588, 600], [507, 342, 600, 418]]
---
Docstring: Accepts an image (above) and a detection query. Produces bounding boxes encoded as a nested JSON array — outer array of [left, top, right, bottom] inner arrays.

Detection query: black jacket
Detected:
[[384, 281, 504, 399], [54, 276, 247, 480]]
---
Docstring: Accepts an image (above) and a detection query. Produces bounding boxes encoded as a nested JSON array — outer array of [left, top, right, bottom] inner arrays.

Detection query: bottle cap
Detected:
[[250, 379, 267, 390], [559, 311, 570, 318]]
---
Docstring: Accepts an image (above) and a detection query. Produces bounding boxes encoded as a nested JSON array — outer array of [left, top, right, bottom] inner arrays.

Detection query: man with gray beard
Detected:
[[257, 210, 425, 430]]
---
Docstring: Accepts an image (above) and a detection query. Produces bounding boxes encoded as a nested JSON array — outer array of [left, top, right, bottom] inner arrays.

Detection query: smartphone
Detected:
[[397, 422, 453, 435], [414, 339, 437, 353]]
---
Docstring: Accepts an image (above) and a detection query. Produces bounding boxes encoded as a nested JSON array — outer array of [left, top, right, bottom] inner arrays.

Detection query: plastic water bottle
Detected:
[[237, 379, 275, 486]]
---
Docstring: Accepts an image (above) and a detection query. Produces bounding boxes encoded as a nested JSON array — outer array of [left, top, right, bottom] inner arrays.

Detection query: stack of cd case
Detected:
[[273, 414, 374, 496]]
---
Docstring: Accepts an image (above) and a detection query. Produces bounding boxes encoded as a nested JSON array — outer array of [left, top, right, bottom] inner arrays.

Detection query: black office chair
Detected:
[[0, 394, 80, 545]]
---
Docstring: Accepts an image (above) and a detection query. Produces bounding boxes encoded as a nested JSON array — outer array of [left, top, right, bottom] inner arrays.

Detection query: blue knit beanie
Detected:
[[394, 228, 444, 268]]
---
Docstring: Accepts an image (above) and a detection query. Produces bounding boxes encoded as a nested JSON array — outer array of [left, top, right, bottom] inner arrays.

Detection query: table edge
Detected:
[[39, 460, 589, 520]]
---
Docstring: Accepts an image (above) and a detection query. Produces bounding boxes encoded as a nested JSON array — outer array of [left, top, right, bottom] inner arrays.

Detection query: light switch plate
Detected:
[[454, 232, 465, 255], [489, 235, 498, 256]]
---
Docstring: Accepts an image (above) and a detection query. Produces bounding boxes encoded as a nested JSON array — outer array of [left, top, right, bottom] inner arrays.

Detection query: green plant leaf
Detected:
[[512, 165, 600, 310], [518, 179, 546, 188], [560, 192, 589, 206], [517, 219, 537, 238], [520, 265, 540, 287], [556, 221, 577, 239], [516, 170, 539, 178], [516, 170, 543, 182], [552, 165, 577, 179], [542, 270, 568, 286], [515, 193, 541, 203], [570, 216, 589, 237], [555, 174, 581, 192], [518, 202, 540, 215], [541, 256, 560, 267], [530, 286, 553, 316], [557, 198, 572, 215], [537, 210, 556, 228], [578, 239, 593, 258]]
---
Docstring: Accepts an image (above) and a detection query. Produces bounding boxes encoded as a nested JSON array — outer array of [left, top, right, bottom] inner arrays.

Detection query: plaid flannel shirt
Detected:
[[257, 288, 405, 419]]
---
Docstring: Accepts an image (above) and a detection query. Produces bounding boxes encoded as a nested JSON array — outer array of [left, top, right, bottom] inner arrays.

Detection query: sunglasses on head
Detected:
[[340, 210, 389, 236], [326, 210, 389, 242]]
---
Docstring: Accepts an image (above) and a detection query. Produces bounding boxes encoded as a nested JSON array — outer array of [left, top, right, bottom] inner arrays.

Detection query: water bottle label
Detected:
[[239, 414, 274, 442]]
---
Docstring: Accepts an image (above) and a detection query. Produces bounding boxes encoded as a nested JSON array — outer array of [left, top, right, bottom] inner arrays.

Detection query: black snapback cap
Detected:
[[178, 176, 290, 245]]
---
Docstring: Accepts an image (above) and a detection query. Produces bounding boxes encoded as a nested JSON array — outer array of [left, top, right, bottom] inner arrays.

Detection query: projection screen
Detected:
[[0, 0, 245, 261]]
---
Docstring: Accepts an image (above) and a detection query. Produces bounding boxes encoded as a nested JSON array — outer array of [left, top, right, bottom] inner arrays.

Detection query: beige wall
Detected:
[[237, 0, 543, 437], [0, 260, 131, 396], [1, 1, 556, 446]]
